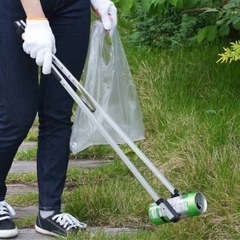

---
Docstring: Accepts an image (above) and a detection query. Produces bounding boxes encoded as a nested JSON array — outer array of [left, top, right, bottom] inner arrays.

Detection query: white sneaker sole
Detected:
[[35, 224, 60, 237], [0, 227, 18, 239]]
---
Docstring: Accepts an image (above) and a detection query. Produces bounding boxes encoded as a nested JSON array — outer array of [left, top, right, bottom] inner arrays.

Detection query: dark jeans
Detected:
[[0, 0, 90, 211]]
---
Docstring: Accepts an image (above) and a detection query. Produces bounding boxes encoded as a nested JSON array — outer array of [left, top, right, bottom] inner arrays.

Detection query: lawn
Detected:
[[12, 41, 240, 239]]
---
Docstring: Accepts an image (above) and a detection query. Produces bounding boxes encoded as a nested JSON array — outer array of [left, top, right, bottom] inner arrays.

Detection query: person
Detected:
[[0, 0, 117, 238]]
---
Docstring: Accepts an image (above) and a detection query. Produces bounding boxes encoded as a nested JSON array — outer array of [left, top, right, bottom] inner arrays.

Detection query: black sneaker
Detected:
[[35, 212, 87, 237], [0, 201, 18, 239]]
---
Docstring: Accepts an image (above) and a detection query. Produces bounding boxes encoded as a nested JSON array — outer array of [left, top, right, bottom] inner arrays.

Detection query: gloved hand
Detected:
[[91, 0, 117, 36], [23, 19, 56, 75]]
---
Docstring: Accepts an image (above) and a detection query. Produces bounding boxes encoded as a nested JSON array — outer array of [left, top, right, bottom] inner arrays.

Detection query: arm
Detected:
[[20, 0, 46, 19], [20, 0, 56, 75]]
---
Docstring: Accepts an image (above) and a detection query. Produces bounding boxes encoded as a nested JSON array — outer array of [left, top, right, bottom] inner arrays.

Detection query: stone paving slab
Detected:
[[18, 141, 37, 151], [14, 206, 38, 218], [7, 183, 37, 196], [17, 227, 138, 240], [10, 159, 112, 174], [17, 229, 53, 240]]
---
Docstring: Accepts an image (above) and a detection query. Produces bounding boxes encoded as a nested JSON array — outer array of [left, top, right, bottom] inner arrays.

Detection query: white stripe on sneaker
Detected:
[[35, 224, 58, 237]]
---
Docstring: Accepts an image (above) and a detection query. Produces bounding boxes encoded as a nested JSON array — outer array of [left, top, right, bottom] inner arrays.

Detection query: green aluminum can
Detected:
[[148, 192, 207, 225]]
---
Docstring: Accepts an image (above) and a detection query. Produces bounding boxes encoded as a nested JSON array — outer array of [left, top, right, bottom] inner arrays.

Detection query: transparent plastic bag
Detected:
[[70, 20, 145, 154]]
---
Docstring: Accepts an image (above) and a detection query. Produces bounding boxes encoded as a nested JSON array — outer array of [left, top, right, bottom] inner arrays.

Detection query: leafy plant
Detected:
[[116, 0, 210, 14], [198, 0, 240, 43], [122, 3, 212, 49], [218, 40, 240, 62], [116, 0, 240, 47]]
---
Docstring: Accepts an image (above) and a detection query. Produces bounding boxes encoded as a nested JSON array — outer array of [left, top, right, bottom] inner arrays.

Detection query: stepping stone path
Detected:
[[8, 141, 137, 240]]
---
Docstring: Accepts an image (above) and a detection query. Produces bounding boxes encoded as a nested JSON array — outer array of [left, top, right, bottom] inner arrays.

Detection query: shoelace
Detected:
[[0, 201, 16, 221], [52, 213, 87, 231]]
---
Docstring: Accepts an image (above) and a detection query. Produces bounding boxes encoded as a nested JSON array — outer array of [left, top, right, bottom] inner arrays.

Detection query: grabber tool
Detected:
[[15, 20, 207, 225]]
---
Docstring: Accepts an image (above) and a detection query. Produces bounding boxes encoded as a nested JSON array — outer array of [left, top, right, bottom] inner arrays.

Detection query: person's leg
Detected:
[[37, 0, 91, 212], [0, 1, 39, 238], [35, 1, 91, 236], [0, 1, 38, 203]]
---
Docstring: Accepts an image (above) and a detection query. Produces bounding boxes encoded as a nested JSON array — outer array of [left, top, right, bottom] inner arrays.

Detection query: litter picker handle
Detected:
[[15, 20, 25, 36]]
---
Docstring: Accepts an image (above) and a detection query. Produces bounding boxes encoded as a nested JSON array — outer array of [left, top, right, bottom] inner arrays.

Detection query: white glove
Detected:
[[91, 0, 117, 36], [23, 19, 56, 75]]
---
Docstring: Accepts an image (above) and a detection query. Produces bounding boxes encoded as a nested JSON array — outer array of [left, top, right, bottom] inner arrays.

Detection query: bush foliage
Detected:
[[116, 0, 240, 49]]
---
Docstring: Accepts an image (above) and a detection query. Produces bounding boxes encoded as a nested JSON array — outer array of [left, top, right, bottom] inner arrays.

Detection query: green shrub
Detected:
[[124, 4, 214, 49]]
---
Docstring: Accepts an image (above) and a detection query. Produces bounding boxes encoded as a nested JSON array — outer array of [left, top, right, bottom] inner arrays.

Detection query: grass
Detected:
[[10, 42, 240, 239], [7, 193, 38, 207], [15, 147, 37, 161]]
